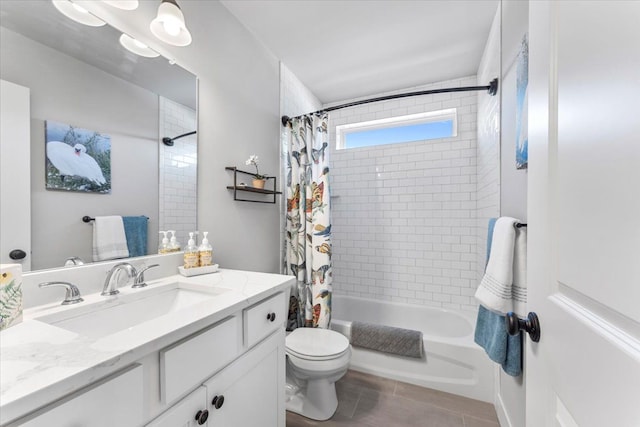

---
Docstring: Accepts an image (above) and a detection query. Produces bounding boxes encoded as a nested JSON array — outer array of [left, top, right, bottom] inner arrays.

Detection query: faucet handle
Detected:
[[133, 264, 160, 289], [39, 281, 84, 305]]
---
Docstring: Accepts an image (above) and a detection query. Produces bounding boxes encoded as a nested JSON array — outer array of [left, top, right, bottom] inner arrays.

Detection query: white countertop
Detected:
[[0, 268, 294, 425]]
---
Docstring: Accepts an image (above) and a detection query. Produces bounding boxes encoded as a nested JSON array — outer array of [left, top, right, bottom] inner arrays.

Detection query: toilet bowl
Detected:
[[285, 327, 351, 421]]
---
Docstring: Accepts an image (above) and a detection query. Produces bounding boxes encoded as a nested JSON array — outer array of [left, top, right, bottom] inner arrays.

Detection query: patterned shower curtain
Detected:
[[284, 113, 332, 329]]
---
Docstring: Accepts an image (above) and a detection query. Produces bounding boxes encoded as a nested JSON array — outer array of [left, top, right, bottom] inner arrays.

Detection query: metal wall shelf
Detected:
[[225, 167, 282, 204]]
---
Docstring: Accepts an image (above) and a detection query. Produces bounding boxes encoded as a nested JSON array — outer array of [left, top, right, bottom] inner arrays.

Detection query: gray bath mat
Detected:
[[350, 321, 424, 359]]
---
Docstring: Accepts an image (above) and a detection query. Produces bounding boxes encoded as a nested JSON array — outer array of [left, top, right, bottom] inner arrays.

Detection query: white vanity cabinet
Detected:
[[145, 291, 287, 427], [1, 272, 293, 427]]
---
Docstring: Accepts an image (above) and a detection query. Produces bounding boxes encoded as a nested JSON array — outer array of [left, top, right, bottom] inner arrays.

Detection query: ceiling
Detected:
[[221, 0, 499, 104]]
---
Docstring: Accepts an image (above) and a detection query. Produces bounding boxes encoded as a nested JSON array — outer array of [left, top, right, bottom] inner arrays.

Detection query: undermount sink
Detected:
[[35, 283, 229, 339]]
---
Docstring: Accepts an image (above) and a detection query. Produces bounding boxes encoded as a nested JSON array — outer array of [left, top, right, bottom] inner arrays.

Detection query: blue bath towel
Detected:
[[474, 218, 522, 377], [122, 216, 148, 257]]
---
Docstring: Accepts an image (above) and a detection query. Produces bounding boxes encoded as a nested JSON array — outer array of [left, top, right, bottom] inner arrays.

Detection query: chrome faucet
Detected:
[[132, 264, 159, 289], [64, 256, 85, 266], [39, 281, 84, 305], [102, 262, 137, 296]]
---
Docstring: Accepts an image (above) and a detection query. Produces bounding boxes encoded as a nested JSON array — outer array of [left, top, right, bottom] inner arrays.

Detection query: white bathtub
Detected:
[[331, 295, 494, 402]]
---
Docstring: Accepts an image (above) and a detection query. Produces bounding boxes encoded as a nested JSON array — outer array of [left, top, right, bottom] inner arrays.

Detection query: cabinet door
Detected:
[[146, 386, 209, 427], [15, 365, 143, 427], [204, 330, 284, 427]]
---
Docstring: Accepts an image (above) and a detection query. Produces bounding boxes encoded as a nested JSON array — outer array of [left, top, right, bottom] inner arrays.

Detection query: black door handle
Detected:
[[9, 249, 26, 260], [506, 312, 541, 342]]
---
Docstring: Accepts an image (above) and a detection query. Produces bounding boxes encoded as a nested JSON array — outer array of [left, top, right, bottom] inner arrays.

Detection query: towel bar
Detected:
[[83, 215, 148, 223]]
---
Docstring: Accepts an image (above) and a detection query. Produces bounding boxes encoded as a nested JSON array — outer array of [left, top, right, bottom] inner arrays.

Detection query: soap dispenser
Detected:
[[183, 232, 199, 269], [198, 231, 213, 267], [158, 231, 170, 254], [168, 230, 180, 252]]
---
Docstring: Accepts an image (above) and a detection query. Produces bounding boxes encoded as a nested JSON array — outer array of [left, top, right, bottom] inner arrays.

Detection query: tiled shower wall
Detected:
[[159, 96, 197, 245], [476, 11, 502, 282], [328, 77, 480, 311]]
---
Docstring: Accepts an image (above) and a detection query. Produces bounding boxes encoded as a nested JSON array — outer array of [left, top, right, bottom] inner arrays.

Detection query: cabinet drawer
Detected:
[[244, 292, 286, 348], [161, 316, 241, 404], [15, 364, 143, 427]]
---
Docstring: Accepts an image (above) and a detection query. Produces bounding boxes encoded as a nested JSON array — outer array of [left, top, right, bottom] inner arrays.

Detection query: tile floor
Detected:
[[286, 370, 499, 427]]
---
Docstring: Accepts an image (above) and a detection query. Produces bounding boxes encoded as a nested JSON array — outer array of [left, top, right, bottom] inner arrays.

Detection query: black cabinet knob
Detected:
[[506, 312, 541, 342], [9, 249, 26, 260], [195, 409, 209, 425], [266, 312, 276, 322], [212, 394, 225, 409]]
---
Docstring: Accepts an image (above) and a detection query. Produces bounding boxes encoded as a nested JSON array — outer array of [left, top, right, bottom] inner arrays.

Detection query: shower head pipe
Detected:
[[162, 130, 197, 146]]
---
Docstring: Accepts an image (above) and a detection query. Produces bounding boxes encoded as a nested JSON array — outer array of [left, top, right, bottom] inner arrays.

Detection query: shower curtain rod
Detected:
[[281, 78, 498, 126]]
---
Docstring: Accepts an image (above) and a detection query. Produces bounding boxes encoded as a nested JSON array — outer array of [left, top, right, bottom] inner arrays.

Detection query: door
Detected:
[[527, 2, 640, 426], [146, 386, 209, 427], [204, 330, 284, 427], [0, 80, 31, 270]]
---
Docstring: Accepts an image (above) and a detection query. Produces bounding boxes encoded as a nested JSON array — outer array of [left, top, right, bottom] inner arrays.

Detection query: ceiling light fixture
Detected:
[[51, 0, 106, 27], [149, 0, 192, 47], [103, 0, 139, 10], [119, 34, 160, 58]]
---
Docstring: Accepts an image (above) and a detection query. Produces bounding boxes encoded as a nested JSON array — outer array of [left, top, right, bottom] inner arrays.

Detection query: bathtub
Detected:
[[331, 294, 494, 403]]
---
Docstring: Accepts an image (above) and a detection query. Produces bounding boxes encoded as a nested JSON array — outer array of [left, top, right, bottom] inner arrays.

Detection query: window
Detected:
[[336, 108, 457, 150]]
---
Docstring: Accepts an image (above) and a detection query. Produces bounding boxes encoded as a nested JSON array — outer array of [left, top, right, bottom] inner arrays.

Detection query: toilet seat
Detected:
[[286, 328, 350, 361]]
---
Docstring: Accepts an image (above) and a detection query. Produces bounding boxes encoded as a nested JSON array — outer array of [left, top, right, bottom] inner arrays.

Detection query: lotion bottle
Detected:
[[158, 231, 170, 254], [198, 231, 213, 267], [168, 230, 180, 252], [183, 232, 199, 269]]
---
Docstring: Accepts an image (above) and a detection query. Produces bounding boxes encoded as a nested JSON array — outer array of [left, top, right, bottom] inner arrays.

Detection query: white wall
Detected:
[[476, 6, 502, 283], [159, 97, 197, 244], [279, 63, 323, 119], [0, 27, 159, 270], [82, 1, 282, 273], [478, 0, 528, 427], [326, 77, 479, 310]]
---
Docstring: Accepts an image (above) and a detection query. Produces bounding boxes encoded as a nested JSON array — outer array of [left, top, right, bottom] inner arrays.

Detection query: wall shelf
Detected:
[[225, 167, 282, 204]]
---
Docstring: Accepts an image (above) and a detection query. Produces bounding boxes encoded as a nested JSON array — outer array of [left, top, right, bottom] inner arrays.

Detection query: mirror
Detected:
[[0, 1, 197, 271]]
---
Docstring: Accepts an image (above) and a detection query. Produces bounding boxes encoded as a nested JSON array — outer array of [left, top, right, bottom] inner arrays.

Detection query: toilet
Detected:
[[285, 327, 352, 421]]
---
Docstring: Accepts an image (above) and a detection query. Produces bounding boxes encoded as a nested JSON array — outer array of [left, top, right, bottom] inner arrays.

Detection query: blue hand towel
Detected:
[[122, 216, 148, 257], [475, 305, 522, 376], [474, 218, 522, 377]]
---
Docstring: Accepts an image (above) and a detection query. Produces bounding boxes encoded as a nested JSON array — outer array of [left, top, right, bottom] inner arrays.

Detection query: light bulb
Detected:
[[162, 18, 181, 36], [72, 3, 88, 13], [119, 33, 160, 58], [149, 0, 192, 46], [52, 0, 106, 27]]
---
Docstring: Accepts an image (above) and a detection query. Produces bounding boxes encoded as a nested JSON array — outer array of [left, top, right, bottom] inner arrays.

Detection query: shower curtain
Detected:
[[284, 113, 332, 329]]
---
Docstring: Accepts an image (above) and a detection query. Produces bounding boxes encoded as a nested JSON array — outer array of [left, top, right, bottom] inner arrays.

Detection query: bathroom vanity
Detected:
[[0, 269, 293, 426]]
